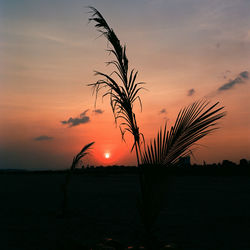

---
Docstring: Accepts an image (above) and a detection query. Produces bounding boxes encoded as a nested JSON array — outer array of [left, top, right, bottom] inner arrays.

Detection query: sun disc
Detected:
[[104, 152, 110, 159]]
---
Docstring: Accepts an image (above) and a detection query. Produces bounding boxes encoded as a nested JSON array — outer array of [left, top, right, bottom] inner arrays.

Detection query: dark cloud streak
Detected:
[[61, 109, 90, 127], [159, 108, 166, 114], [218, 71, 249, 92], [34, 135, 54, 141], [93, 109, 104, 114], [187, 88, 195, 96]]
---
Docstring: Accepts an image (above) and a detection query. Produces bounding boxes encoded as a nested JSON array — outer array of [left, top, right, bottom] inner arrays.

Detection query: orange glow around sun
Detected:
[[104, 152, 110, 159]]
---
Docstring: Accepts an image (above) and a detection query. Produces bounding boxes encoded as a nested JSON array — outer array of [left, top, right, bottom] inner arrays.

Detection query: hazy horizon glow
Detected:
[[0, 0, 249, 169]]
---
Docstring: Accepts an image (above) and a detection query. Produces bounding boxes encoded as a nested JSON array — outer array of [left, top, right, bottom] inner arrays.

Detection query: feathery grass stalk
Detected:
[[61, 142, 94, 216], [88, 7, 144, 166]]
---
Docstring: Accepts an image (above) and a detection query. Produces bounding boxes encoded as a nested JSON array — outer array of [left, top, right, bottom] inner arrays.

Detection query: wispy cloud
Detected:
[[159, 108, 167, 114], [61, 109, 90, 127], [217, 71, 249, 92], [187, 88, 195, 96], [34, 135, 54, 141], [93, 109, 104, 114], [222, 70, 231, 79], [34, 32, 83, 47], [36, 33, 66, 44], [215, 42, 220, 49]]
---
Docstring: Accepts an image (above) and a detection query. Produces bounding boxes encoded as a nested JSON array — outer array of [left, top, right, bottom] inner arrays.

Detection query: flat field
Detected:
[[1, 173, 250, 249]]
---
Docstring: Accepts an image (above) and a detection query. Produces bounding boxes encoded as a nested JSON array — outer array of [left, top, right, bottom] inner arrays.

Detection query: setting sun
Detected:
[[104, 153, 110, 159]]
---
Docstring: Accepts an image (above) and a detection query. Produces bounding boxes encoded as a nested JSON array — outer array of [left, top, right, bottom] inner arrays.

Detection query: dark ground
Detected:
[[1, 173, 250, 250]]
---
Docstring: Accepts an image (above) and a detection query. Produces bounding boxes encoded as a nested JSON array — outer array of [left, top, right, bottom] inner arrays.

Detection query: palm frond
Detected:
[[71, 141, 95, 170], [137, 100, 225, 238], [61, 141, 95, 216], [141, 100, 226, 166], [88, 7, 144, 157]]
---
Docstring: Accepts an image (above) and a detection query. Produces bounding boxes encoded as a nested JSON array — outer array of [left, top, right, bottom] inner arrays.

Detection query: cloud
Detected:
[[159, 108, 167, 114], [80, 109, 89, 117], [187, 88, 195, 96], [34, 32, 83, 47], [216, 42, 220, 49], [239, 71, 249, 79], [218, 71, 249, 92], [61, 109, 90, 127], [93, 109, 104, 114], [34, 135, 54, 141], [222, 70, 231, 79]]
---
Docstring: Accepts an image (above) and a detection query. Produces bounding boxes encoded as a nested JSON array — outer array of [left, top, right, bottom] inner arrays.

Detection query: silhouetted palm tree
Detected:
[[138, 100, 226, 246], [88, 7, 226, 248]]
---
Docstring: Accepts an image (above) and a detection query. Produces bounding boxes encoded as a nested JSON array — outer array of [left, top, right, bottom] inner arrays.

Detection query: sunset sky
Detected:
[[0, 0, 249, 169]]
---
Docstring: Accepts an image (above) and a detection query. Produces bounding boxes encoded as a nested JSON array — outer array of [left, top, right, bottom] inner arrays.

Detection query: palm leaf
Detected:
[[72, 141, 95, 169], [61, 142, 95, 216], [141, 100, 226, 166], [137, 100, 225, 236]]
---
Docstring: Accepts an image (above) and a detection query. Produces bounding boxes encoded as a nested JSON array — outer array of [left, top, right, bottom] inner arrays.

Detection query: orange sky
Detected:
[[0, 0, 249, 169]]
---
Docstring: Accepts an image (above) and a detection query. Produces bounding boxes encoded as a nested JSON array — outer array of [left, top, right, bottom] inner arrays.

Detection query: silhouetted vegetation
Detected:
[[2, 169, 250, 250], [88, 7, 144, 167], [1, 159, 250, 176], [88, 7, 226, 248], [60, 142, 94, 217]]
